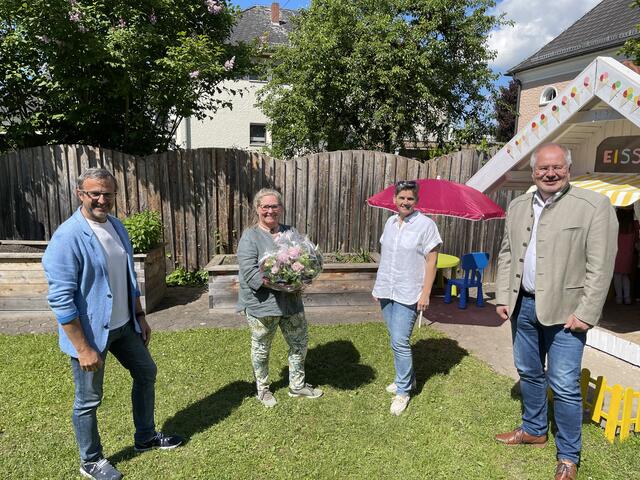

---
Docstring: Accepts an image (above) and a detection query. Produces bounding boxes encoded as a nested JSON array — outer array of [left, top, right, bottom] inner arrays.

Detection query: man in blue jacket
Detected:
[[42, 168, 182, 480]]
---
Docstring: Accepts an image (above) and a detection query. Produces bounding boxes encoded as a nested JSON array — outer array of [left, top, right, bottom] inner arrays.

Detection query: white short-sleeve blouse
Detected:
[[372, 211, 442, 305]]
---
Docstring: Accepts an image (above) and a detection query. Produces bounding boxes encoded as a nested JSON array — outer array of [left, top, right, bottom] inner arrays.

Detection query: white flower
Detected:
[[224, 56, 235, 71]]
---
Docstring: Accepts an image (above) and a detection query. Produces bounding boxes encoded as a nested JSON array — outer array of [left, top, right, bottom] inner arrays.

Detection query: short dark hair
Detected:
[[395, 180, 419, 197]]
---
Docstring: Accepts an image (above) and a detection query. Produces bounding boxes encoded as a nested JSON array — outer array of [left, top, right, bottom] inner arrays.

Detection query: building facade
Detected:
[[174, 3, 296, 151], [509, 0, 640, 133]]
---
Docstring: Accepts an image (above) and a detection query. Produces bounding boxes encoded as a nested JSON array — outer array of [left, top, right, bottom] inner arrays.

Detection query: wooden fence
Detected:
[[0, 145, 523, 282]]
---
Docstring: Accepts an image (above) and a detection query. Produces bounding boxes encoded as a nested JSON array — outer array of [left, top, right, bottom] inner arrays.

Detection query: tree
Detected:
[[0, 0, 250, 154], [494, 79, 518, 142], [258, 0, 502, 158]]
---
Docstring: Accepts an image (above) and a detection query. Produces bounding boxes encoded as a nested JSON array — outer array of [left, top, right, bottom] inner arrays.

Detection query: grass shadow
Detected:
[[273, 340, 376, 391], [412, 337, 469, 394], [109, 380, 253, 464]]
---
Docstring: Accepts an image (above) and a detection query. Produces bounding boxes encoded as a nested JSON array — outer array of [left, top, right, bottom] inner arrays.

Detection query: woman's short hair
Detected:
[[252, 188, 282, 210], [77, 168, 118, 190], [394, 180, 420, 197]]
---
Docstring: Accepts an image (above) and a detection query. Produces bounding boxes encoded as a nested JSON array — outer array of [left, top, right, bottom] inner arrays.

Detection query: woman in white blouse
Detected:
[[372, 180, 442, 416]]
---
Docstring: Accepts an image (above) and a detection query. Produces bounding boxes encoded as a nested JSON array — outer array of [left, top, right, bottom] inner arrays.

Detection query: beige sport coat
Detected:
[[496, 185, 618, 327]]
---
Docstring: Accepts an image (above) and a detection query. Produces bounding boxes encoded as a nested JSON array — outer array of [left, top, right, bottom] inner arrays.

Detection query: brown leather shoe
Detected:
[[554, 460, 577, 480], [494, 427, 548, 447]]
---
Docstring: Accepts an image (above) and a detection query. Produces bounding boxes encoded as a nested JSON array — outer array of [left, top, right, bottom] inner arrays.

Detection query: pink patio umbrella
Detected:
[[366, 178, 505, 220]]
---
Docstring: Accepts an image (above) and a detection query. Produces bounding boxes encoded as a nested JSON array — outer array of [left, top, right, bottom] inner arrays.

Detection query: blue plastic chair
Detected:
[[444, 252, 489, 309]]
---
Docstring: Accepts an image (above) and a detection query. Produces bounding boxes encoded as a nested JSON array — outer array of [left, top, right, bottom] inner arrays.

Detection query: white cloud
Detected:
[[488, 0, 602, 73]]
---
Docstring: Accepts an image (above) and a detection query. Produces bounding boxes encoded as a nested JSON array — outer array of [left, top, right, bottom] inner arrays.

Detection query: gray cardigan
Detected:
[[236, 225, 304, 317]]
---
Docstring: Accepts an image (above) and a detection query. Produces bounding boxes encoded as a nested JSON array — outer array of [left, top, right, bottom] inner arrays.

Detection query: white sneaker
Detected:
[[390, 395, 410, 416], [257, 389, 277, 407], [385, 379, 417, 394], [288, 383, 324, 398]]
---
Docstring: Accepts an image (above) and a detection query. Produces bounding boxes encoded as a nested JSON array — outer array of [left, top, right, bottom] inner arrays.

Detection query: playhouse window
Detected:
[[539, 86, 558, 106]]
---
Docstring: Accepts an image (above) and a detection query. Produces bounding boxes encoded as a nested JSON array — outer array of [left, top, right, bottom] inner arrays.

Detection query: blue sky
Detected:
[[232, 0, 603, 87]]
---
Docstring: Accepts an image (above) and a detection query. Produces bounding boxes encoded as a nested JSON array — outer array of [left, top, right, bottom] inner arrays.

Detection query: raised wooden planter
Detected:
[[0, 241, 166, 314], [133, 245, 167, 314], [206, 253, 381, 313]]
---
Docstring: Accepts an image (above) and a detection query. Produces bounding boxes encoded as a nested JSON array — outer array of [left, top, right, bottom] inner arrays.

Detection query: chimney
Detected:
[[271, 2, 280, 24]]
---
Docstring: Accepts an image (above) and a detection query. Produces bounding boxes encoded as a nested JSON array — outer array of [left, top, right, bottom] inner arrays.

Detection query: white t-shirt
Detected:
[[372, 211, 442, 305], [87, 218, 131, 330]]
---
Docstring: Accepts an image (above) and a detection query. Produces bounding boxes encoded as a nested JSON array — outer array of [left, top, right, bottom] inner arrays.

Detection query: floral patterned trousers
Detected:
[[245, 311, 308, 392]]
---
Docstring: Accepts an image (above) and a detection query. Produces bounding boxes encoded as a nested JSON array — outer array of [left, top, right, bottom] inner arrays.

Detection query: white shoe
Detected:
[[288, 383, 324, 398], [257, 389, 278, 407], [385, 379, 417, 394], [390, 395, 410, 416]]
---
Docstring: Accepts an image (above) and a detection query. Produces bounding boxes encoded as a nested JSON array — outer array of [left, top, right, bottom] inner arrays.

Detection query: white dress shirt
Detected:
[[372, 211, 442, 305], [521, 190, 563, 294]]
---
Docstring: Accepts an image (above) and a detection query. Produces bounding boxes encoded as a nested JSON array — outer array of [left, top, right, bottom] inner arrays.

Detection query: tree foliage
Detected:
[[0, 0, 250, 154], [258, 0, 502, 158], [493, 78, 518, 142]]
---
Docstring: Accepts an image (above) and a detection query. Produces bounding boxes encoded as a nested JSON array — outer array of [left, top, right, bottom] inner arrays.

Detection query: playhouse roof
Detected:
[[467, 57, 640, 193], [508, 0, 640, 75]]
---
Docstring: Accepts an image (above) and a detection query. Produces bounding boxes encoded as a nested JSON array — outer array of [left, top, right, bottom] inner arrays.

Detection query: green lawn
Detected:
[[0, 324, 637, 479]]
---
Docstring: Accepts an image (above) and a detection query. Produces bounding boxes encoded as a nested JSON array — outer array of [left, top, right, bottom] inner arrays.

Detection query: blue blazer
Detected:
[[42, 208, 142, 357]]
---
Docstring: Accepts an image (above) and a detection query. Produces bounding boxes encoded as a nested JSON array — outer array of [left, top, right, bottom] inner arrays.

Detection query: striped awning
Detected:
[[571, 173, 640, 207]]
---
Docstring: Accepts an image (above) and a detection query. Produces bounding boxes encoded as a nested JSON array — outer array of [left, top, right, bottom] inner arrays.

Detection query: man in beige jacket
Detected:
[[494, 143, 617, 480]]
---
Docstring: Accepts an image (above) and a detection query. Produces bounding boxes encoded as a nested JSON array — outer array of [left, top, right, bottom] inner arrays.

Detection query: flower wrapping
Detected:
[[259, 230, 323, 292]]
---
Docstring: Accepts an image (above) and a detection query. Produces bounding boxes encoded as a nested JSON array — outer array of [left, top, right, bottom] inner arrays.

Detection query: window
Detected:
[[250, 124, 267, 145], [244, 73, 267, 83], [539, 86, 558, 106]]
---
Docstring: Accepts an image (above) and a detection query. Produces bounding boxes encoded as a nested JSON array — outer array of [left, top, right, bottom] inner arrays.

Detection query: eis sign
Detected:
[[595, 136, 640, 173]]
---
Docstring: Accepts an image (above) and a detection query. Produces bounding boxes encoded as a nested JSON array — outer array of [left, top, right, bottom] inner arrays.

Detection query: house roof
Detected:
[[508, 0, 640, 75], [229, 5, 298, 46], [467, 56, 640, 193]]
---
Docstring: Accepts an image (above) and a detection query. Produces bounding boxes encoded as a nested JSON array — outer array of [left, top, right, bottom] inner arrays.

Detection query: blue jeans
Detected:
[[380, 299, 417, 396], [511, 295, 586, 465], [70, 321, 157, 463]]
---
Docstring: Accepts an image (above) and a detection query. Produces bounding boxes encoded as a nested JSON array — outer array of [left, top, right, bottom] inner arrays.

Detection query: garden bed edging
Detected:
[[206, 253, 381, 313], [0, 241, 166, 314]]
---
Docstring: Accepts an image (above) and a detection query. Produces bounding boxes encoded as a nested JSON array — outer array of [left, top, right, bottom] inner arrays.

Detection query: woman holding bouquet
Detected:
[[372, 180, 442, 416], [236, 188, 323, 407]]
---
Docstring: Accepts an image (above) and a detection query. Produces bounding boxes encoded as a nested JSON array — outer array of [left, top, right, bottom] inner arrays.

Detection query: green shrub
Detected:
[[166, 267, 208, 287], [123, 210, 163, 253]]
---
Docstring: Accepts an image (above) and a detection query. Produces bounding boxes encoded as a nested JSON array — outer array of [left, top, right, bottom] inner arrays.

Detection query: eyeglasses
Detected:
[[259, 204, 280, 211], [396, 180, 417, 189], [534, 165, 568, 175], [79, 190, 116, 200]]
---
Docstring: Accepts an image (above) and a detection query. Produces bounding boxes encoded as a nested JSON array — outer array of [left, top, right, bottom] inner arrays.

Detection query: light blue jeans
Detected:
[[512, 295, 586, 465], [380, 299, 417, 396], [70, 321, 157, 463]]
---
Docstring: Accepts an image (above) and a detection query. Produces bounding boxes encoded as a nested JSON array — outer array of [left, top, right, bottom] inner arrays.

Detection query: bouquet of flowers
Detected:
[[259, 230, 323, 292]]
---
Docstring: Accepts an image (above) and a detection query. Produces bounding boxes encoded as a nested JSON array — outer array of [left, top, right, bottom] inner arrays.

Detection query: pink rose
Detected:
[[270, 265, 279, 274], [288, 246, 302, 259], [277, 251, 289, 263], [292, 262, 304, 272]]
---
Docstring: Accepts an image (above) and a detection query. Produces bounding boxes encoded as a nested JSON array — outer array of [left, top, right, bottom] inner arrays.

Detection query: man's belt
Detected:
[[520, 289, 535, 299]]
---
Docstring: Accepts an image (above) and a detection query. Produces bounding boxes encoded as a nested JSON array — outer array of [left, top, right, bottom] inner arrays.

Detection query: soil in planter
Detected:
[[0, 244, 46, 253], [323, 252, 373, 264], [217, 252, 374, 266]]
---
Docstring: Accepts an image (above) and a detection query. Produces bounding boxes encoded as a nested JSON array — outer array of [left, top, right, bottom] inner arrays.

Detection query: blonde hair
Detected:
[[252, 188, 283, 224]]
